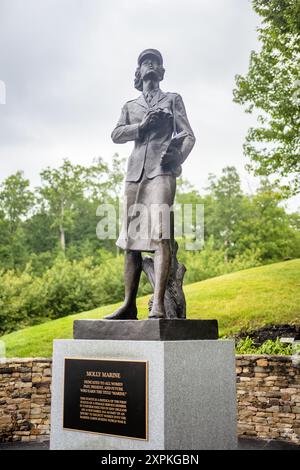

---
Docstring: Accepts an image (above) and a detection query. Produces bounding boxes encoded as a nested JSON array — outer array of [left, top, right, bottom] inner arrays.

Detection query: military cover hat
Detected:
[[138, 49, 163, 66]]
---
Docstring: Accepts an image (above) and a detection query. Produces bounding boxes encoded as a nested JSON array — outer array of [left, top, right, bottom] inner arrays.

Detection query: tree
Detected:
[[0, 171, 34, 232], [175, 177, 205, 245], [37, 156, 126, 253], [205, 167, 244, 260], [233, 0, 300, 193], [23, 210, 57, 254], [0, 171, 34, 269], [239, 179, 300, 260], [39, 158, 110, 252], [106, 153, 126, 201]]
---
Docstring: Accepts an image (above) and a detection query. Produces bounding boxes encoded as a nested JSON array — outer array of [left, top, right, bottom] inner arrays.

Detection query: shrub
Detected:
[[0, 255, 125, 334], [236, 337, 294, 355], [178, 237, 262, 284]]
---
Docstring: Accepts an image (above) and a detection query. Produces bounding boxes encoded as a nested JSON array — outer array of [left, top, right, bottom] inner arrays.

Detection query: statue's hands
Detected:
[[139, 108, 172, 134], [139, 109, 161, 132]]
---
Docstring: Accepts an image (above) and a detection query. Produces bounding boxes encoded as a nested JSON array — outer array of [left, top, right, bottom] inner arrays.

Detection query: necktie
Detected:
[[145, 90, 157, 105], [145, 92, 153, 105]]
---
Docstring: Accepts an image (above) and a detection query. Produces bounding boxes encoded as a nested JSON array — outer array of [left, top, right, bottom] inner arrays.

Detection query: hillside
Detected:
[[1, 259, 299, 357]]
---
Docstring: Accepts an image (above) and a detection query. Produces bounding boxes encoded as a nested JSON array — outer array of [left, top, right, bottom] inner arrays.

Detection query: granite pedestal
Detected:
[[50, 321, 237, 450]]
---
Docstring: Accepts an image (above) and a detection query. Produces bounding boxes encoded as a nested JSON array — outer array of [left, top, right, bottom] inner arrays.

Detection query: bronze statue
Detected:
[[105, 49, 195, 320]]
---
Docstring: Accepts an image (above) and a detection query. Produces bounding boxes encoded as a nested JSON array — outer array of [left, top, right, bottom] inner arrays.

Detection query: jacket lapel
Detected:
[[135, 89, 169, 109], [135, 94, 149, 109], [155, 89, 168, 105]]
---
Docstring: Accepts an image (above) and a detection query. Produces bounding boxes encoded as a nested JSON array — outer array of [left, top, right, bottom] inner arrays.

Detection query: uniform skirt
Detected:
[[116, 171, 176, 252]]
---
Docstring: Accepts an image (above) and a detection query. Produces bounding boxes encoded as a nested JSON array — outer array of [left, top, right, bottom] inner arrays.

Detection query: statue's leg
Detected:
[[105, 250, 142, 320], [149, 240, 171, 319]]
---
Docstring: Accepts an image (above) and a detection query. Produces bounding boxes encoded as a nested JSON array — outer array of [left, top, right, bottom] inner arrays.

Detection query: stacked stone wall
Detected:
[[1, 356, 299, 444]]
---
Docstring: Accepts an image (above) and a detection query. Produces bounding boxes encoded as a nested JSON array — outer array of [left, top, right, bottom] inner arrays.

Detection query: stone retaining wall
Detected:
[[0, 355, 299, 444], [0, 359, 51, 442], [236, 355, 300, 444]]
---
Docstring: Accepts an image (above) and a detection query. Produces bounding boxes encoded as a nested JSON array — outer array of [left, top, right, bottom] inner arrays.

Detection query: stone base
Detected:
[[50, 339, 237, 450], [74, 319, 218, 341]]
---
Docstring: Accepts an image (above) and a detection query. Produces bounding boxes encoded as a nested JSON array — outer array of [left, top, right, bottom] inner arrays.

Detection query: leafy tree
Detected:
[[0, 171, 34, 232], [38, 155, 125, 253], [38, 158, 109, 252], [205, 167, 244, 260], [106, 153, 126, 201], [232, 178, 300, 260], [23, 210, 57, 254], [175, 177, 205, 244], [233, 0, 300, 193], [177, 167, 300, 262], [69, 154, 126, 255], [0, 172, 34, 269], [247, 179, 300, 260]]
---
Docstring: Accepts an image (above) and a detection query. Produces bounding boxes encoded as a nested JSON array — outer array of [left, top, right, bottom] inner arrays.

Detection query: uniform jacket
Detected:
[[111, 89, 196, 182]]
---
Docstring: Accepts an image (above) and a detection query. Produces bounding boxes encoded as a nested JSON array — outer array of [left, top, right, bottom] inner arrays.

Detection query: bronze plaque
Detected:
[[63, 358, 148, 440]]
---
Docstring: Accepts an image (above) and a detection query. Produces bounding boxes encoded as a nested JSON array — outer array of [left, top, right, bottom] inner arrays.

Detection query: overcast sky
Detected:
[[1, 0, 299, 211]]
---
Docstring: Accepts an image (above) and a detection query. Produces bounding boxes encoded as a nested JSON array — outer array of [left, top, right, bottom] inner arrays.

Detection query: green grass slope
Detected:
[[1, 259, 299, 357]]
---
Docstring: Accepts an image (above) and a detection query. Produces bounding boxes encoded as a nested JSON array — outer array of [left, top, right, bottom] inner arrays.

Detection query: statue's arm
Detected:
[[111, 104, 140, 143], [174, 94, 196, 163]]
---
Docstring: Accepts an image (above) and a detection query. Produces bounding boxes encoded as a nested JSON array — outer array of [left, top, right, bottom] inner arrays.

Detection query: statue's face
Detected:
[[140, 56, 161, 80]]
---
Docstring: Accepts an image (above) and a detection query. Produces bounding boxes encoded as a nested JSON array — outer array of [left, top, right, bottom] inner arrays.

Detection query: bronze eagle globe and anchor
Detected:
[[105, 49, 196, 321]]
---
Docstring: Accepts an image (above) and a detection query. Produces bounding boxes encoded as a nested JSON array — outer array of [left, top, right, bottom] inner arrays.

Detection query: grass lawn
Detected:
[[1, 259, 299, 357]]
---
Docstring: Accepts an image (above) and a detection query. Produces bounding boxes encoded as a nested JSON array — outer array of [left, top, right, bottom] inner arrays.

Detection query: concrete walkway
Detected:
[[0, 438, 299, 450]]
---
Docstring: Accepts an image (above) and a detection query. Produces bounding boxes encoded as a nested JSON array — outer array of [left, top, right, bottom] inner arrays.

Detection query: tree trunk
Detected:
[[60, 199, 65, 252], [60, 225, 65, 252]]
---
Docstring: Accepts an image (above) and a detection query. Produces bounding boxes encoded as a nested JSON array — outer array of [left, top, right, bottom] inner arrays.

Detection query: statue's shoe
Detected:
[[104, 306, 138, 320], [148, 307, 166, 319]]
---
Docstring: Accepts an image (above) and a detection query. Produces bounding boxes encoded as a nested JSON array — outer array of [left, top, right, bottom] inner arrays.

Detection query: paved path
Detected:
[[0, 438, 299, 450]]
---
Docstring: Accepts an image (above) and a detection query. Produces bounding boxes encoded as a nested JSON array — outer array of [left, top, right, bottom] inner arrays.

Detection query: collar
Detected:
[[143, 88, 159, 96], [136, 89, 168, 109]]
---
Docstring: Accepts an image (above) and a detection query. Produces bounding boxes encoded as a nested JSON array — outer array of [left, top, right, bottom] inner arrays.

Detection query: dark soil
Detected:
[[234, 323, 300, 346]]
